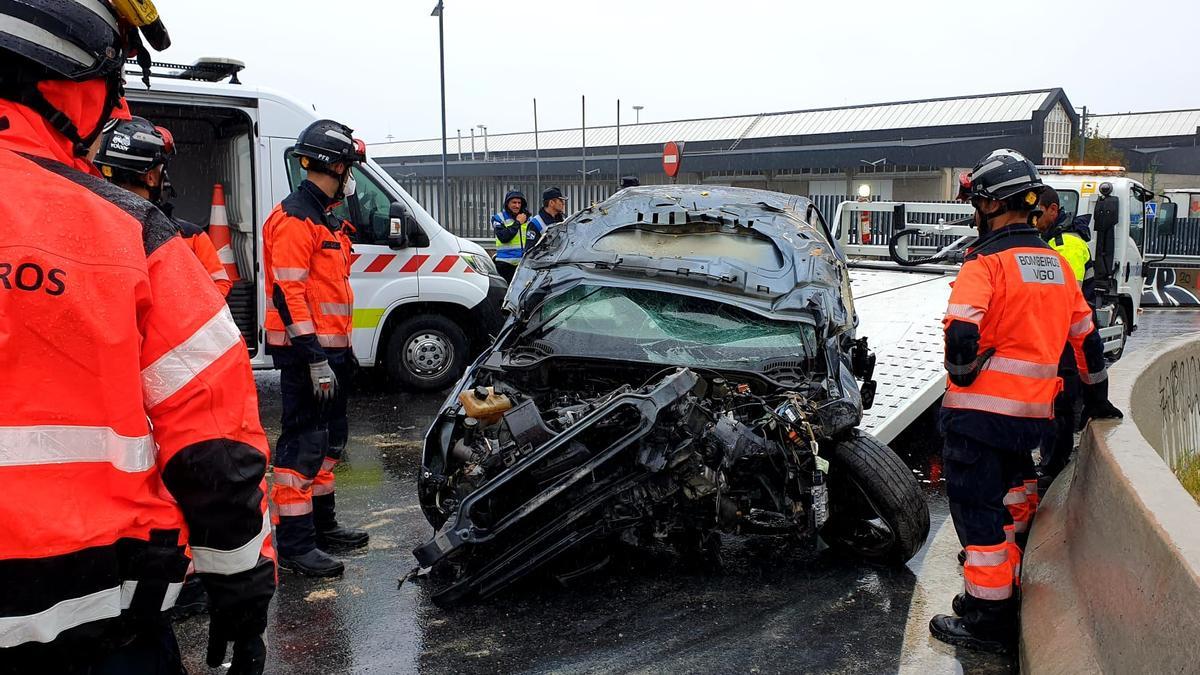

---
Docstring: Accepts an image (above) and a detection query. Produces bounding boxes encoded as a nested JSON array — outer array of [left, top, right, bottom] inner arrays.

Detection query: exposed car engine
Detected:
[[416, 364, 845, 605]]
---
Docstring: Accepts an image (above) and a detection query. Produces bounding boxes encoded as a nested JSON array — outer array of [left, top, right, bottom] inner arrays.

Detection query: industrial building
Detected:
[[1091, 109, 1200, 190], [369, 89, 1195, 240]]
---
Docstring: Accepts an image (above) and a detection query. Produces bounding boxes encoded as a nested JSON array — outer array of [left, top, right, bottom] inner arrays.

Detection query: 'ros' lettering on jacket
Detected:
[[0, 262, 67, 296], [1014, 253, 1063, 285]]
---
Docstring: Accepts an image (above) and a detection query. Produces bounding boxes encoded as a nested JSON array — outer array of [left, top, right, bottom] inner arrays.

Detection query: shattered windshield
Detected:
[[523, 285, 817, 369]]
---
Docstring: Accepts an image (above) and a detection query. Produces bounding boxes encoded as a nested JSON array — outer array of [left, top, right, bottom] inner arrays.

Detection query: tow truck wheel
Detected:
[[386, 314, 468, 391], [820, 431, 930, 564]]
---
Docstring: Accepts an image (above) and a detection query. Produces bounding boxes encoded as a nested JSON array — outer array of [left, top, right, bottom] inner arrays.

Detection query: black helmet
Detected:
[[0, 0, 124, 82], [294, 120, 366, 169], [95, 116, 170, 175], [0, 0, 171, 156], [959, 149, 1045, 207]]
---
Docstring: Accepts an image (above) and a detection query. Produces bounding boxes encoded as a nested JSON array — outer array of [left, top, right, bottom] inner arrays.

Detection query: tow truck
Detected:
[[829, 166, 1167, 443]]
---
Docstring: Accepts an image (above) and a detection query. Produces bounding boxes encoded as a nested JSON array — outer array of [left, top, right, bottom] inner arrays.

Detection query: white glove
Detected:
[[309, 360, 338, 402]]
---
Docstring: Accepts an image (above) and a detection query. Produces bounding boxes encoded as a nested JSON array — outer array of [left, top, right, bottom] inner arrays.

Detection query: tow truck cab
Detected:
[[1038, 167, 1153, 349], [123, 59, 506, 391]]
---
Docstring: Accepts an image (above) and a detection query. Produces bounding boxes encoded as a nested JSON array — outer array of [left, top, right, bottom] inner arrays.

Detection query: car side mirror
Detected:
[[388, 202, 428, 249], [1157, 201, 1178, 237]]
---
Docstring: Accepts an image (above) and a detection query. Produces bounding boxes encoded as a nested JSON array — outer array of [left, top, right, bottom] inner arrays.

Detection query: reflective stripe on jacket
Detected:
[[0, 136, 274, 649], [941, 225, 1102, 419], [262, 181, 354, 358]]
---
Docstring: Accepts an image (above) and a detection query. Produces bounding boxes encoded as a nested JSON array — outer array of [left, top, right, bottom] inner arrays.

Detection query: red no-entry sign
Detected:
[[662, 141, 683, 178]]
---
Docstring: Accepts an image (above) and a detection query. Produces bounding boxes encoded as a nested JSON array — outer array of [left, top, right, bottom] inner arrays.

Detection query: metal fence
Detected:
[[396, 174, 700, 240], [813, 196, 966, 251], [1146, 217, 1200, 258]]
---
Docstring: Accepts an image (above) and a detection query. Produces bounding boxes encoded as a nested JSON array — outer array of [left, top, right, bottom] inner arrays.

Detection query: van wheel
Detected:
[[386, 315, 467, 391]]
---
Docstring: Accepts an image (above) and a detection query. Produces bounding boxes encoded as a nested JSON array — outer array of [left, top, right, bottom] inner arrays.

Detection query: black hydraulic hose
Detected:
[[887, 218, 976, 266], [889, 229, 957, 266]]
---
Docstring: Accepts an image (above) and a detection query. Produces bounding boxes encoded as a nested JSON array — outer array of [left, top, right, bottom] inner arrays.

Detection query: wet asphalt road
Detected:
[[175, 309, 1200, 674]]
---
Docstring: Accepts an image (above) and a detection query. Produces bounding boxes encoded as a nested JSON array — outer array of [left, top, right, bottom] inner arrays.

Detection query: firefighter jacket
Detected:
[[177, 217, 232, 297], [263, 180, 355, 362], [940, 224, 1108, 445], [0, 98, 275, 651]]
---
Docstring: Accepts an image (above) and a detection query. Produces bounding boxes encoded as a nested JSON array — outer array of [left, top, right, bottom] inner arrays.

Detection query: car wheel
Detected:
[[820, 431, 930, 564], [386, 314, 468, 391]]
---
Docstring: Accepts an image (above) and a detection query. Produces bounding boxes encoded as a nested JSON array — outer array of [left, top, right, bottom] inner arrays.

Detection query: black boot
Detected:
[[931, 595, 1017, 654], [314, 493, 369, 552], [277, 513, 345, 577], [279, 548, 345, 577], [954, 589, 1021, 617], [952, 592, 966, 616]]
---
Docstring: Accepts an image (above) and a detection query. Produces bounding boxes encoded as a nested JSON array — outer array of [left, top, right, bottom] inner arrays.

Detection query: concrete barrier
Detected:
[[1021, 334, 1200, 673]]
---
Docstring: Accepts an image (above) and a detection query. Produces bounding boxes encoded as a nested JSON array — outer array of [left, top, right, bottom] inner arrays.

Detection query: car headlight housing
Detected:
[[462, 253, 498, 276]]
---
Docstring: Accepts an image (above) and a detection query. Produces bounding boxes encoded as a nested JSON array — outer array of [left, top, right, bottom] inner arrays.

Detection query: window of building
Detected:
[[1042, 103, 1072, 166]]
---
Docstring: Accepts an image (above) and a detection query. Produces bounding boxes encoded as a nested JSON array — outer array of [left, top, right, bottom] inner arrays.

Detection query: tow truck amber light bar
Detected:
[[1038, 165, 1126, 175]]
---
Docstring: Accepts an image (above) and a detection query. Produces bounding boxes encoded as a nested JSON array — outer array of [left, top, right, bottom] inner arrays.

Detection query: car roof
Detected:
[[512, 184, 851, 331]]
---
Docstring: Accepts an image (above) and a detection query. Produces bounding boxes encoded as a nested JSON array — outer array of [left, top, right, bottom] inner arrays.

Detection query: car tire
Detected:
[[820, 431, 930, 564], [386, 314, 468, 391]]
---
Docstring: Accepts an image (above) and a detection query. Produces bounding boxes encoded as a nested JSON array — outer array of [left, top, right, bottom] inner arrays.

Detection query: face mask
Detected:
[[342, 172, 356, 198]]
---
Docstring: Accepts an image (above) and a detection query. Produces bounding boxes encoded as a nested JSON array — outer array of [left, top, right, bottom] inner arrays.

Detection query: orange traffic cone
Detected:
[[209, 184, 240, 283]]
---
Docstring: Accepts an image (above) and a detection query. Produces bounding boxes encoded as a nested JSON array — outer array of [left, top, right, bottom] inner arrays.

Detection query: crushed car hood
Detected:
[[507, 185, 856, 337]]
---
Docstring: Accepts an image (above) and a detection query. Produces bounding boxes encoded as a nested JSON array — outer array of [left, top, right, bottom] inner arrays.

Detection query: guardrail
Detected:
[[1020, 333, 1200, 674]]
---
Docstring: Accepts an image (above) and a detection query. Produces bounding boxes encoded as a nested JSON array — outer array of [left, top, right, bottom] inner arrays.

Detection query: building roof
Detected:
[[372, 89, 1062, 159], [1090, 109, 1200, 139]]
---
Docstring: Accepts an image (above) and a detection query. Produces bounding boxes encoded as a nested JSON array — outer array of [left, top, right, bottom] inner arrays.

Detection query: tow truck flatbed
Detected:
[[848, 265, 953, 444]]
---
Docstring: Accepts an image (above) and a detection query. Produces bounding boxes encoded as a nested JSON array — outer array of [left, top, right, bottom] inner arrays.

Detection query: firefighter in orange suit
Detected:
[[264, 119, 369, 577], [929, 150, 1122, 654], [95, 117, 232, 296], [0, 2, 274, 674]]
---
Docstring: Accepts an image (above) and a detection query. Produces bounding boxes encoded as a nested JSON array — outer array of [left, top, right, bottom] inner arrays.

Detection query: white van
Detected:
[[124, 60, 505, 390]]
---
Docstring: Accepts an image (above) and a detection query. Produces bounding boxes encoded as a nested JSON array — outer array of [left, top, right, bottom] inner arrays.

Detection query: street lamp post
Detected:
[[533, 98, 540, 199], [615, 98, 621, 185], [633, 105, 644, 124], [478, 124, 489, 161], [580, 95, 587, 196], [432, 1, 448, 226]]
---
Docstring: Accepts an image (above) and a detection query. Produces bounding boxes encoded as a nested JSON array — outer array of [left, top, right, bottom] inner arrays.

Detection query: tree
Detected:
[[1068, 129, 1126, 166]]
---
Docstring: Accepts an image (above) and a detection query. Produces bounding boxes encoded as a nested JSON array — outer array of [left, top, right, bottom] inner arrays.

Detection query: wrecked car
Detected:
[[414, 186, 930, 606]]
